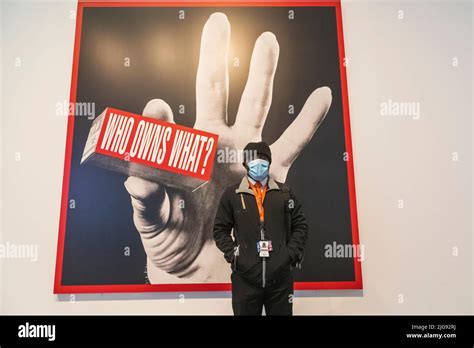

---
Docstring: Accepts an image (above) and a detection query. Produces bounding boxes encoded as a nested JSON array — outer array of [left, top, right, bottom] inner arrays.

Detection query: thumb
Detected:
[[124, 176, 171, 234], [124, 176, 165, 202], [124, 99, 176, 232]]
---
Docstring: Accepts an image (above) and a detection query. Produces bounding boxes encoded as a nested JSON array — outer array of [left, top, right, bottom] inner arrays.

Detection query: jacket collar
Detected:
[[235, 176, 280, 195]]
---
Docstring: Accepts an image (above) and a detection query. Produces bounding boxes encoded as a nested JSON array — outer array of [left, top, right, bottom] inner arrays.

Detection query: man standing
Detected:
[[213, 141, 309, 315]]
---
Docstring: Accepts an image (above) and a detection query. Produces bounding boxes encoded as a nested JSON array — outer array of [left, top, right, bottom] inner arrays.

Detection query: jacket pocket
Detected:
[[281, 245, 293, 269], [275, 245, 293, 276], [265, 244, 290, 282], [232, 245, 240, 271]]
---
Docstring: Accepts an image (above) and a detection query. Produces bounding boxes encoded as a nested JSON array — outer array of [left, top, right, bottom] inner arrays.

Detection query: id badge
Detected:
[[257, 240, 272, 258]]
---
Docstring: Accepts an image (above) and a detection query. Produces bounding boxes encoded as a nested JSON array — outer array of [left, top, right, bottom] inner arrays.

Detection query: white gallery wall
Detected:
[[1, 0, 472, 314]]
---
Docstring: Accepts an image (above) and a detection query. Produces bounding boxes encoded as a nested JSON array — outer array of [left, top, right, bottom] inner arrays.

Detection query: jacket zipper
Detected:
[[261, 189, 267, 288], [260, 224, 266, 288]]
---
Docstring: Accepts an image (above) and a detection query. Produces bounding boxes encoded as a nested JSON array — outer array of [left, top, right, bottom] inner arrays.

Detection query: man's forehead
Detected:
[[256, 154, 270, 162]]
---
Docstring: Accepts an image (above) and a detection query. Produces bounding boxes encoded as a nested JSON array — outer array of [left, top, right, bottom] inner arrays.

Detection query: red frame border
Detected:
[[54, 0, 362, 294]]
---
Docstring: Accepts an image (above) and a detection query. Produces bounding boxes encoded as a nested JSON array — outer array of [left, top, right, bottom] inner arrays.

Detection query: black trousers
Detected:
[[231, 271, 294, 316]]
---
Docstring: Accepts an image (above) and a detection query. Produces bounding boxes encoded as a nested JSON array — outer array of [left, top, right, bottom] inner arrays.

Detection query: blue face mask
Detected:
[[247, 159, 270, 182]]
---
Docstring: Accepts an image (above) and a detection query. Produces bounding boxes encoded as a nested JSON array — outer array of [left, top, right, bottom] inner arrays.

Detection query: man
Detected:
[[213, 141, 309, 315]]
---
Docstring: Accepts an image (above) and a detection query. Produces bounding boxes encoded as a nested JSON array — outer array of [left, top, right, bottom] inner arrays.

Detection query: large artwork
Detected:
[[54, 0, 362, 293]]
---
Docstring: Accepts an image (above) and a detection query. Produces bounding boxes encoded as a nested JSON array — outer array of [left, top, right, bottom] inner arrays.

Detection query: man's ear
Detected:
[[243, 163, 248, 171]]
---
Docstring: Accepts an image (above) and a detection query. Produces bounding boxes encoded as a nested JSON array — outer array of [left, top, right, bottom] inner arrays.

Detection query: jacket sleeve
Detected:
[[286, 188, 309, 265], [213, 189, 237, 263]]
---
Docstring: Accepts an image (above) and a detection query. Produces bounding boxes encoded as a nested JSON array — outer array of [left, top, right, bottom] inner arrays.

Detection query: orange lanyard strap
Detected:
[[249, 181, 267, 222]]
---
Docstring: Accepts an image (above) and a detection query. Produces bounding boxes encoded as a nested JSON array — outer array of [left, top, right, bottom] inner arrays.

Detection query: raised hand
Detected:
[[124, 12, 332, 283]]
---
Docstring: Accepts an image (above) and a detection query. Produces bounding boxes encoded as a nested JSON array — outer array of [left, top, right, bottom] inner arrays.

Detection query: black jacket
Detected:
[[213, 176, 309, 287]]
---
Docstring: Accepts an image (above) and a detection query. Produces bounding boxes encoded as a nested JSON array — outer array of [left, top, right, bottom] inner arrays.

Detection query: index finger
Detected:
[[195, 12, 231, 126]]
